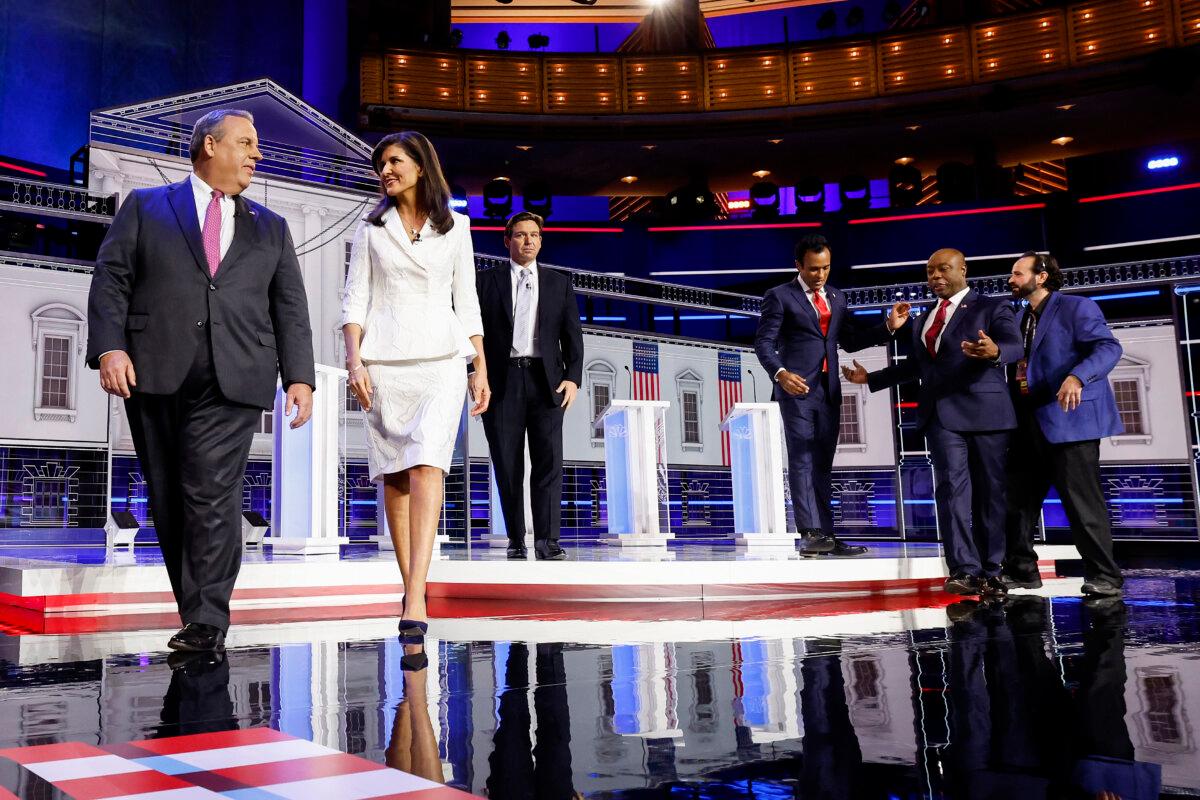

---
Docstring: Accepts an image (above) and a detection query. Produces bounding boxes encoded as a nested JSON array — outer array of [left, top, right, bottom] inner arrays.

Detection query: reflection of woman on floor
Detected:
[[386, 654, 443, 784], [342, 131, 489, 641]]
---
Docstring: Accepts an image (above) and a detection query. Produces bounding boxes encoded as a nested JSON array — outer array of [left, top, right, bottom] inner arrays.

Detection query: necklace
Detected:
[[399, 209, 425, 242]]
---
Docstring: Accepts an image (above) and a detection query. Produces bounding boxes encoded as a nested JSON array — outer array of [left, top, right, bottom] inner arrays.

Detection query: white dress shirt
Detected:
[[773, 279, 828, 380], [509, 258, 541, 358], [921, 286, 970, 353], [189, 172, 235, 260]]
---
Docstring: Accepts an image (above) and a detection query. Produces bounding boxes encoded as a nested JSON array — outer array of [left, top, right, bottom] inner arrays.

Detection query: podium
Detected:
[[720, 402, 797, 552], [270, 364, 349, 555], [599, 399, 673, 548]]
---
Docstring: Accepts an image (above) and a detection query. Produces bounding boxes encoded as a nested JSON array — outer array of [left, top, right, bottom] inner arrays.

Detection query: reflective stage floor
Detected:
[[1, 552, 1197, 798]]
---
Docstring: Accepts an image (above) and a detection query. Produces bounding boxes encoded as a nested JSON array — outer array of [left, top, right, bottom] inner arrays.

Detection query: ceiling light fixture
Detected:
[[752, 169, 771, 178], [895, 156, 915, 165], [1051, 136, 1074, 146], [621, 175, 638, 184]]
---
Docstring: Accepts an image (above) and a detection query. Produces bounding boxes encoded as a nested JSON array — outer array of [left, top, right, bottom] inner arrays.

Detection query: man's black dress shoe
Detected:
[[167, 649, 226, 673], [999, 572, 1043, 590], [506, 543, 528, 559], [980, 576, 1009, 596], [829, 539, 868, 557], [534, 541, 567, 560], [168, 623, 226, 652], [944, 573, 981, 596], [798, 530, 835, 555]]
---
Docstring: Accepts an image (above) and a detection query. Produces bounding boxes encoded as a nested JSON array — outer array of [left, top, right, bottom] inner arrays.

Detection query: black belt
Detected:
[[509, 356, 536, 368]]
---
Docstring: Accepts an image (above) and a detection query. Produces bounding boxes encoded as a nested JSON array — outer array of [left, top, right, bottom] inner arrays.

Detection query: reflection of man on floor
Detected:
[[799, 639, 863, 796], [156, 652, 236, 738], [487, 642, 575, 798]]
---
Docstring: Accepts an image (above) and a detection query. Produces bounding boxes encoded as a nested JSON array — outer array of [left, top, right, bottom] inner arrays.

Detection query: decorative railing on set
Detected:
[[1, 178, 116, 223]]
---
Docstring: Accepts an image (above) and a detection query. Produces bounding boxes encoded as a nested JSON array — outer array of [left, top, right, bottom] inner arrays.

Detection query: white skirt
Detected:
[[363, 356, 467, 480]]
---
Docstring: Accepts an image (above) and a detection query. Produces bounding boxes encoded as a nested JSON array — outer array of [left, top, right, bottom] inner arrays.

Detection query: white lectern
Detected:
[[600, 399, 673, 547], [270, 364, 349, 555], [721, 402, 797, 551]]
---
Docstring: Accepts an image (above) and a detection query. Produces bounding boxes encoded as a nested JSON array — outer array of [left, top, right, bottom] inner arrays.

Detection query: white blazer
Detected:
[[341, 208, 484, 362]]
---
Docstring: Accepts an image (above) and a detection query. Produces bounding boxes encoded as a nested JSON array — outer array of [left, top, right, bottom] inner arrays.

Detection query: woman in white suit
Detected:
[[342, 131, 489, 652]]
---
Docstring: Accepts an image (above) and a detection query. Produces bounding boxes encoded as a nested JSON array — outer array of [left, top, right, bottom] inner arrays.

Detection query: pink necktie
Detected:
[[202, 189, 223, 277]]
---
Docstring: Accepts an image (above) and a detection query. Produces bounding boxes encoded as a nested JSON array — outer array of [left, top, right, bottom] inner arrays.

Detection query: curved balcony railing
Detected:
[[361, 0, 1198, 116]]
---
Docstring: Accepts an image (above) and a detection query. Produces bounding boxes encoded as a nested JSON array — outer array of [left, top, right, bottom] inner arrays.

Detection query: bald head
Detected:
[[926, 248, 968, 299]]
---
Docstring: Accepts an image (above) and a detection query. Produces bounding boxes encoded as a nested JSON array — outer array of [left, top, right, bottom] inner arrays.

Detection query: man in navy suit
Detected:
[[88, 110, 316, 651], [1002, 252, 1124, 596], [843, 249, 1022, 594], [754, 234, 909, 556]]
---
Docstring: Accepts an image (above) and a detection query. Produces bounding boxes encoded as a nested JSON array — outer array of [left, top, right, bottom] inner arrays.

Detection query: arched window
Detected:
[[30, 303, 86, 422], [676, 369, 704, 450], [586, 360, 616, 444]]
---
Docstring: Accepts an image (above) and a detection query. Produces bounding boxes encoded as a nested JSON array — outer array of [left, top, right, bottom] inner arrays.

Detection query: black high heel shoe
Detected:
[[398, 596, 429, 640], [400, 650, 428, 671]]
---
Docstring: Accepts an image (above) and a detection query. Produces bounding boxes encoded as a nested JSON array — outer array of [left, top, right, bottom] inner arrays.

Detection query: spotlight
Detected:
[[665, 184, 718, 222], [241, 511, 270, 549], [1147, 155, 1180, 170], [528, 33, 550, 50], [846, 5, 864, 26], [816, 9, 837, 32], [104, 510, 140, 549], [450, 183, 468, 211], [840, 174, 870, 212], [483, 178, 513, 218], [749, 180, 779, 219], [523, 181, 553, 219], [888, 163, 922, 207], [795, 176, 824, 214], [570, 0, 599, 4], [495, 31, 511, 49]]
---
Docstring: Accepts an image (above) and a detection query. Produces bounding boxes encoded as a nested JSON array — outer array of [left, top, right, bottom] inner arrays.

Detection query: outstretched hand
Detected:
[[841, 360, 869, 384], [961, 329, 999, 360], [887, 301, 912, 331]]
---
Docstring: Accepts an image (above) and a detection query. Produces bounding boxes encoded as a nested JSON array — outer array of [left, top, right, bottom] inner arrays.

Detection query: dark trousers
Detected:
[[925, 418, 1009, 578], [487, 642, 575, 799], [125, 339, 261, 630], [780, 379, 839, 534], [1005, 410, 1122, 586], [482, 362, 565, 545], [799, 641, 862, 797]]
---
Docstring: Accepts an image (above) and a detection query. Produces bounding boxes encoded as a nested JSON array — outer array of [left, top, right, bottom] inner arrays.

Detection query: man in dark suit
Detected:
[[844, 249, 1022, 595], [1002, 252, 1125, 597], [87, 109, 315, 652], [477, 212, 584, 560], [754, 234, 909, 556]]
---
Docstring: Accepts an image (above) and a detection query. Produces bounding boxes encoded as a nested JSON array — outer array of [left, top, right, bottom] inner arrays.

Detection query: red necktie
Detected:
[[924, 298, 952, 356], [813, 290, 831, 371]]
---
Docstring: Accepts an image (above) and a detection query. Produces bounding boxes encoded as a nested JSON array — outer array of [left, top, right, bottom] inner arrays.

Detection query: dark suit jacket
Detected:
[[754, 280, 892, 407], [1019, 291, 1123, 443], [86, 180, 316, 409], [477, 264, 584, 405], [867, 289, 1022, 432]]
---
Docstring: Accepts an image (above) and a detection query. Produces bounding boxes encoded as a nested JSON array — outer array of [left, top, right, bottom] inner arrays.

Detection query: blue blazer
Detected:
[[867, 290, 1023, 432], [754, 281, 892, 407], [1019, 291, 1123, 443]]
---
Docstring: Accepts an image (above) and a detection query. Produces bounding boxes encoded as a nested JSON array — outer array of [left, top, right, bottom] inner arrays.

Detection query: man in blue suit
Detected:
[[843, 249, 1022, 594], [1002, 253, 1124, 596], [755, 234, 909, 556]]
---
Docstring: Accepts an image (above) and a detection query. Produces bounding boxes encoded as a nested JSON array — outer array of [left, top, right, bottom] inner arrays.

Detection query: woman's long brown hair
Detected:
[[366, 131, 454, 234]]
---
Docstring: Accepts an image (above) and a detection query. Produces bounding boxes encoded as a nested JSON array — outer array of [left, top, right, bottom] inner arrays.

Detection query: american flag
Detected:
[[632, 340, 661, 400], [718, 351, 743, 466]]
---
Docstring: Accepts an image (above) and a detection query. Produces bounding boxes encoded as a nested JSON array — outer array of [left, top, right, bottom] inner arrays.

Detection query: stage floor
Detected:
[[0, 572, 1196, 798], [0, 542, 1081, 632]]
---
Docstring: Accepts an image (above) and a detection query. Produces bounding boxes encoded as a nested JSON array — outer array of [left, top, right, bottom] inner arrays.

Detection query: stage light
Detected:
[[1147, 155, 1180, 170], [840, 174, 870, 212], [450, 183, 468, 211], [105, 510, 140, 549], [483, 178, 513, 218], [665, 184, 718, 222], [241, 511, 270, 549], [888, 160, 921, 206], [750, 181, 780, 219], [796, 176, 824, 208], [523, 181, 553, 219]]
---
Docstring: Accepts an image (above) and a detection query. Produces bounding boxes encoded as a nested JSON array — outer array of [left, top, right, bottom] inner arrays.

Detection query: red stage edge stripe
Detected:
[[1078, 181, 1200, 204], [470, 226, 623, 233], [0, 160, 49, 177], [648, 222, 822, 232], [848, 203, 1045, 225]]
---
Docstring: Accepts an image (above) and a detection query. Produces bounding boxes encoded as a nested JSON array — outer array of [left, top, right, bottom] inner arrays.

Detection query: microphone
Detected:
[[744, 367, 759, 402], [412, 232, 421, 243], [624, 365, 633, 397]]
